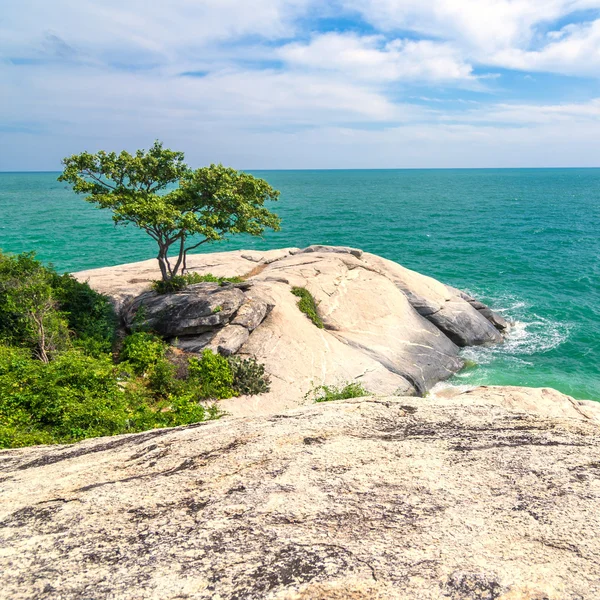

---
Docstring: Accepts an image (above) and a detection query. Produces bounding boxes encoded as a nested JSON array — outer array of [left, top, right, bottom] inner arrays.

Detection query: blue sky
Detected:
[[2, 0, 600, 169]]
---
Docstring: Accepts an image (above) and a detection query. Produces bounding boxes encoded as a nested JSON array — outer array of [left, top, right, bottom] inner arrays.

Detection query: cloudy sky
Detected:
[[2, 0, 600, 170]]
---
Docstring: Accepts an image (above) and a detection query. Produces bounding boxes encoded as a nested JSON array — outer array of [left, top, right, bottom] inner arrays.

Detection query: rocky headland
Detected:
[[74, 245, 508, 417], [2, 246, 599, 599]]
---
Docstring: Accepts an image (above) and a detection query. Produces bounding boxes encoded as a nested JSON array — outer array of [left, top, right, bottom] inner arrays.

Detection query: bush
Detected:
[[147, 358, 178, 398], [291, 287, 324, 328], [120, 332, 167, 375], [0, 346, 132, 447], [0, 344, 222, 448], [152, 272, 243, 294], [305, 382, 369, 403], [188, 349, 235, 399], [0, 252, 71, 360], [228, 355, 271, 396], [50, 273, 117, 354], [0, 252, 116, 357]]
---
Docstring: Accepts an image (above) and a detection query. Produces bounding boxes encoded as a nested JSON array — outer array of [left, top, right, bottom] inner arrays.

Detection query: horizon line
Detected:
[[2, 166, 600, 174]]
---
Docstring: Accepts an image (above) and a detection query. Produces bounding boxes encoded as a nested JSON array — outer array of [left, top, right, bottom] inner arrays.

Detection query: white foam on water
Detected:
[[455, 291, 572, 366]]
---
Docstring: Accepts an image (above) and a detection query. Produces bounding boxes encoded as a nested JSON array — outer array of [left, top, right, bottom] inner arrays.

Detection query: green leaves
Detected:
[[0, 252, 116, 360], [59, 143, 281, 282], [291, 287, 324, 328], [58, 141, 188, 195]]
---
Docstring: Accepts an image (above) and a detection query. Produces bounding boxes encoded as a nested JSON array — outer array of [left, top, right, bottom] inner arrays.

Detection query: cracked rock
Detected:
[[122, 283, 246, 337], [209, 324, 250, 356]]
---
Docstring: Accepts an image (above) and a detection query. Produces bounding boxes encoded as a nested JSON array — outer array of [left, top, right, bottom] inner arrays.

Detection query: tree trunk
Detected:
[[171, 237, 186, 279], [32, 313, 49, 364], [157, 243, 173, 282]]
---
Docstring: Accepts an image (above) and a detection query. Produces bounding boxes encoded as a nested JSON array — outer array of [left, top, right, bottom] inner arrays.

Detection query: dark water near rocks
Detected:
[[1, 169, 599, 400]]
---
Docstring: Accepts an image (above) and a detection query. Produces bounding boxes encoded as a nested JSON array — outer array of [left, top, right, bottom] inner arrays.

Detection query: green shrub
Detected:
[[188, 349, 235, 399], [0, 252, 71, 360], [120, 332, 167, 375], [152, 392, 222, 428], [184, 272, 244, 285], [228, 355, 271, 396], [305, 382, 369, 403], [152, 272, 243, 294], [291, 287, 324, 328], [0, 344, 222, 448], [0, 346, 131, 447], [50, 273, 117, 353], [151, 275, 188, 294], [0, 252, 117, 358], [147, 358, 178, 397]]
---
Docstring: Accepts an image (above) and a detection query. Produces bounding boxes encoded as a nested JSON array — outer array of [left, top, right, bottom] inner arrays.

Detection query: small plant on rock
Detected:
[[305, 382, 369, 403], [291, 287, 324, 329], [184, 273, 243, 285], [152, 272, 244, 294], [228, 355, 271, 396]]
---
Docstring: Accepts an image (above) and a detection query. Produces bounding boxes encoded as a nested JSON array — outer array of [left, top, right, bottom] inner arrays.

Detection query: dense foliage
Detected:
[[0, 252, 269, 449], [59, 142, 281, 282], [291, 287, 324, 329]]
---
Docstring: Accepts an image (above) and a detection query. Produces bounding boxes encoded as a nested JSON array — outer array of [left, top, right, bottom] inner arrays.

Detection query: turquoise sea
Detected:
[[1, 170, 599, 400]]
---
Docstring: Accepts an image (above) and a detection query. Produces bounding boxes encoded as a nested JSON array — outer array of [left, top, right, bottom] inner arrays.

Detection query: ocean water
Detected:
[[1, 169, 599, 400]]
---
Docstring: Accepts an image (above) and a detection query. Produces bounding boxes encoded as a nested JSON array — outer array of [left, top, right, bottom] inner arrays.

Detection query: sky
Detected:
[[2, 0, 600, 170]]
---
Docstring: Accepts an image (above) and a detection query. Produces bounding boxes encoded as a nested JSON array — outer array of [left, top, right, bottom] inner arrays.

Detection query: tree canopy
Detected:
[[59, 142, 281, 282]]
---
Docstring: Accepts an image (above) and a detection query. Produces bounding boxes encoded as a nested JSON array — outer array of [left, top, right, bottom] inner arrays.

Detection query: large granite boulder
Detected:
[[2, 386, 600, 600], [248, 252, 462, 396], [76, 246, 510, 417], [122, 283, 246, 337]]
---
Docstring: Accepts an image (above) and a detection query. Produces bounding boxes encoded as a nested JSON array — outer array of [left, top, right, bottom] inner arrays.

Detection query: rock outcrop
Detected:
[[2, 386, 600, 600], [76, 246, 509, 416]]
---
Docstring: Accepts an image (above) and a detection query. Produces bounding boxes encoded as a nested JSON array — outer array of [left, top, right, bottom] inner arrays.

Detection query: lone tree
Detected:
[[59, 142, 281, 283]]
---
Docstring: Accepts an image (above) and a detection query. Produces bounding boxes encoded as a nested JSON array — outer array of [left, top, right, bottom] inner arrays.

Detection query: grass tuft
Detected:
[[291, 287, 324, 328], [305, 382, 369, 403], [152, 272, 243, 294]]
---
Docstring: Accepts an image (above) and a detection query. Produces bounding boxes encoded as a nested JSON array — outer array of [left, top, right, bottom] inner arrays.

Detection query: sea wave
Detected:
[[457, 293, 572, 367]]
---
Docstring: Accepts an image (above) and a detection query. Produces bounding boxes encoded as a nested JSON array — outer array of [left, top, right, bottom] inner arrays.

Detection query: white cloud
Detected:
[[0, 0, 316, 64], [279, 33, 475, 83], [342, 0, 600, 75], [490, 19, 600, 76], [2, 0, 600, 169]]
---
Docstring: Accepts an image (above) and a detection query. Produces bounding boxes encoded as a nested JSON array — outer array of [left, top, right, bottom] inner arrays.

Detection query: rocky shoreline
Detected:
[[76, 245, 509, 416]]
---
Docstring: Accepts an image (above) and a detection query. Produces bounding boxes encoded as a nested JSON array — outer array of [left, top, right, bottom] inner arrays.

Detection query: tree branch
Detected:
[[82, 170, 118, 191]]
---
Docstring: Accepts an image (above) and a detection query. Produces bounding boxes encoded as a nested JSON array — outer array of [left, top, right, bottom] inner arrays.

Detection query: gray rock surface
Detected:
[[122, 284, 246, 337], [231, 294, 273, 331], [208, 324, 250, 356], [2, 386, 600, 600], [173, 332, 216, 353], [426, 300, 503, 346], [290, 244, 364, 259], [477, 307, 510, 331]]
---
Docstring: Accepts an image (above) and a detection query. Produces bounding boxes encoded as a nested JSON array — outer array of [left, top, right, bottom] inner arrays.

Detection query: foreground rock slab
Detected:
[[2, 386, 600, 599]]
